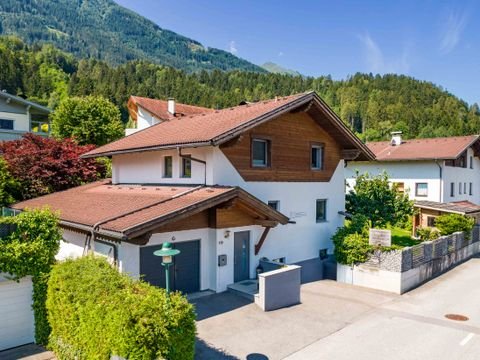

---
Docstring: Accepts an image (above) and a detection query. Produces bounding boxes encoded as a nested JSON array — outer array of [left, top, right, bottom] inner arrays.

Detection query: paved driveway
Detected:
[[193, 257, 480, 360]]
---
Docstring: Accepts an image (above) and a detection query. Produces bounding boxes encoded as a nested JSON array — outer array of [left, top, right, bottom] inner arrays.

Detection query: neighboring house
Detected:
[[0, 91, 51, 141], [346, 132, 480, 229], [12, 91, 373, 294]]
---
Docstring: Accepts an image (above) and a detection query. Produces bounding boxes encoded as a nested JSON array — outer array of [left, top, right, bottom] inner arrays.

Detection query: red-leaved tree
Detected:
[[0, 133, 106, 200]]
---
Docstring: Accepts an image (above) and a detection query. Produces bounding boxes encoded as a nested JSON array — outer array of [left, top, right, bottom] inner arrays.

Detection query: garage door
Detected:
[[0, 276, 35, 351], [140, 240, 200, 294]]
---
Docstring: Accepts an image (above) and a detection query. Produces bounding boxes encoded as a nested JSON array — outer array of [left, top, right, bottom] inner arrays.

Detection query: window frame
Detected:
[[415, 182, 428, 197], [470, 182, 473, 196], [450, 182, 455, 197], [0, 118, 14, 131], [459, 182, 462, 195], [251, 137, 271, 168], [310, 143, 324, 170], [464, 182, 467, 194], [163, 156, 173, 178], [315, 199, 327, 223], [427, 216, 436, 227], [181, 155, 192, 178], [267, 200, 280, 211]]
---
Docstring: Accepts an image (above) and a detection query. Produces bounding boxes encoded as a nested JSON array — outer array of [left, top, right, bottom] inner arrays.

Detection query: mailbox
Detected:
[[218, 254, 227, 266]]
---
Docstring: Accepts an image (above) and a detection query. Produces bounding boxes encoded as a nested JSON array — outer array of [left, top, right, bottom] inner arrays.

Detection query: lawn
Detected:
[[390, 227, 420, 247]]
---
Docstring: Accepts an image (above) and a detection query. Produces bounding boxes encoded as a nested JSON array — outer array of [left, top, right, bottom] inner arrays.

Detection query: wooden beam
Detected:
[[254, 227, 271, 255], [253, 219, 278, 227]]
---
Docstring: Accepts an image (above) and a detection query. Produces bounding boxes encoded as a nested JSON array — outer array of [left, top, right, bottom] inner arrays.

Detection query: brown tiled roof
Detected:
[[367, 135, 479, 161], [129, 96, 213, 121], [11, 181, 289, 240], [415, 200, 480, 215], [83, 92, 374, 160]]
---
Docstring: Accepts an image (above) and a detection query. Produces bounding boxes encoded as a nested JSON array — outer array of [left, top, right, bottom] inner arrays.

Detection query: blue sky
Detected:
[[115, 0, 478, 105]]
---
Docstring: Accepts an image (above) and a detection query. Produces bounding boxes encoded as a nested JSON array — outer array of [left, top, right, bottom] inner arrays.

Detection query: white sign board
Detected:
[[369, 229, 392, 247]]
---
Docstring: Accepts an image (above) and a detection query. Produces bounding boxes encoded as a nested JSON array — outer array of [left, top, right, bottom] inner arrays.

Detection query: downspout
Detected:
[[178, 147, 207, 185], [435, 159, 443, 202]]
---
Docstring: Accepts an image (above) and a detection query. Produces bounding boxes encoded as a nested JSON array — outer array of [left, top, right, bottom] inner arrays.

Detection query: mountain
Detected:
[[2, 36, 478, 142], [262, 62, 302, 76], [0, 0, 265, 73]]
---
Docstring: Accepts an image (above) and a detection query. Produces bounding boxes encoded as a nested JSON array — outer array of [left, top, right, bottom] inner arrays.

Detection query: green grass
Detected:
[[390, 227, 420, 247]]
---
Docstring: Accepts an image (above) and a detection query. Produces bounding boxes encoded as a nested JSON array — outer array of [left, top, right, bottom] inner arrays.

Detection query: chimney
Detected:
[[167, 98, 175, 115], [390, 131, 402, 146]]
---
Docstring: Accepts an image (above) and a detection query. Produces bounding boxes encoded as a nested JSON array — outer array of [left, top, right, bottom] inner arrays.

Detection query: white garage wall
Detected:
[[0, 275, 34, 351]]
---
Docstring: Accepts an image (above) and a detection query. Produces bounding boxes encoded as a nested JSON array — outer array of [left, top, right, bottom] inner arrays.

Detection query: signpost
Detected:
[[369, 229, 392, 247]]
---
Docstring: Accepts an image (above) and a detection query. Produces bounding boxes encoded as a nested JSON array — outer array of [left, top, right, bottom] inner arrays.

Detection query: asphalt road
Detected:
[[286, 257, 480, 360], [195, 257, 480, 360]]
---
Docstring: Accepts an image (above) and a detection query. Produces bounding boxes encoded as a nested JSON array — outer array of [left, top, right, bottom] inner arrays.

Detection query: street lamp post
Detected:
[[153, 242, 180, 294]]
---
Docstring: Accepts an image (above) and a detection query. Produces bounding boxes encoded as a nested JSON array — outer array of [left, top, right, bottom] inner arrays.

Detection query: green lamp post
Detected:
[[153, 242, 180, 294]]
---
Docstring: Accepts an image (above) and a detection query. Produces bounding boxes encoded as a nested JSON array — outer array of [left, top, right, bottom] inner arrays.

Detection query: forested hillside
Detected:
[[0, 0, 264, 73], [1, 37, 479, 141]]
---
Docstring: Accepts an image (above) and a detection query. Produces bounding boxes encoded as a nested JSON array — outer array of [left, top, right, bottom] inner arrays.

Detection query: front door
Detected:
[[234, 231, 250, 282]]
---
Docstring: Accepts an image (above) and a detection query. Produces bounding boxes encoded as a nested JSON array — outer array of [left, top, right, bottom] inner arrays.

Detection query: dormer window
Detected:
[[311, 144, 324, 170], [252, 138, 270, 167]]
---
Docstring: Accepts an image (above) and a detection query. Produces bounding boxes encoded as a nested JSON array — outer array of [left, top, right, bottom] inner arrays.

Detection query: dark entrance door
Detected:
[[234, 231, 250, 282], [140, 240, 200, 293]]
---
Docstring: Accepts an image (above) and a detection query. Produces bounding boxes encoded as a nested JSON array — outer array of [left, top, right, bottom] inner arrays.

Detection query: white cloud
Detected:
[[358, 33, 410, 74], [440, 9, 469, 54], [229, 40, 238, 55]]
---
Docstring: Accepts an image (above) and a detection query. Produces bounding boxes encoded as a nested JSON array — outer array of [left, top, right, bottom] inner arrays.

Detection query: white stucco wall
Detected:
[[0, 111, 30, 132], [136, 107, 162, 130], [442, 148, 480, 204], [112, 147, 210, 185], [345, 160, 443, 202]]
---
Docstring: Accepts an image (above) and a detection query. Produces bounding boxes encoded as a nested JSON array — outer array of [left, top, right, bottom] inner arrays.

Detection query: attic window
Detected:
[[311, 144, 324, 170], [252, 139, 270, 167]]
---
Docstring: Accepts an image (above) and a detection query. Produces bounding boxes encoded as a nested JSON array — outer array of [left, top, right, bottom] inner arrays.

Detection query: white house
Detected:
[[346, 132, 480, 229], [0, 91, 51, 141], [12, 91, 373, 294]]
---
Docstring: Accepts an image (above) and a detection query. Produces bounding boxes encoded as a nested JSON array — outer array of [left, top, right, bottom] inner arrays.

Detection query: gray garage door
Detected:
[[140, 240, 200, 294]]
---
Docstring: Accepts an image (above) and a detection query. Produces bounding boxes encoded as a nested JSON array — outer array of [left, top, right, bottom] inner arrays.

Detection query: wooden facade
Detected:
[[220, 111, 343, 182]]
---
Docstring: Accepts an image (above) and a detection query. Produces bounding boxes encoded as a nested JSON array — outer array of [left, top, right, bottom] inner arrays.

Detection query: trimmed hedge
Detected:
[[0, 208, 61, 344], [47, 256, 196, 360]]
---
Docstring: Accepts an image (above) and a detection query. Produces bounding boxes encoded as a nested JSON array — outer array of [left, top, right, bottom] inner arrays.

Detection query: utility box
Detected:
[[218, 254, 227, 267]]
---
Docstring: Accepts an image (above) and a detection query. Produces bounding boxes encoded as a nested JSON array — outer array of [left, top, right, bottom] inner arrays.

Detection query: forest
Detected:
[[1, 36, 479, 142]]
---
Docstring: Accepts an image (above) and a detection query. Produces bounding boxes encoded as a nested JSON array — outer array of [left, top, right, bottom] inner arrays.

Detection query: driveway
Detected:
[[193, 257, 480, 360]]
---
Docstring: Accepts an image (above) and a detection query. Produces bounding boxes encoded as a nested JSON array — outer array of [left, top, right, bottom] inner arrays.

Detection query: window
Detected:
[[464, 182, 467, 194], [415, 183, 428, 197], [311, 144, 324, 170], [267, 200, 280, 211], [470, 182, 473, 196], [427, 216, 436, 227], [181, 156, 192, 178], [451, 182, 455, 197], [252, 139, 269, 167], [459, 182, 462, 195], [163, 156, 172, 178], [470, 156, 474, 169], [0, 119, 14, 130], [316, 199, 327, 222]]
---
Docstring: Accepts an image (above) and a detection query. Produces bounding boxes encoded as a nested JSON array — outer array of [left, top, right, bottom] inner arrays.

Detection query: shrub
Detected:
[[333, 214, 372, 265], [0, 133, 107, 200], [47, 256, 196, 360], [434, 214, 475, 238], [416, 227, 440, 241], [0, 208, 61, 344]]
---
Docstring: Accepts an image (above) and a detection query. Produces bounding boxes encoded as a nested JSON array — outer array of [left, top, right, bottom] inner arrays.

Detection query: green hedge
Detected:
[[47, 256, 196, 360], [0, 208, 61, 344]]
